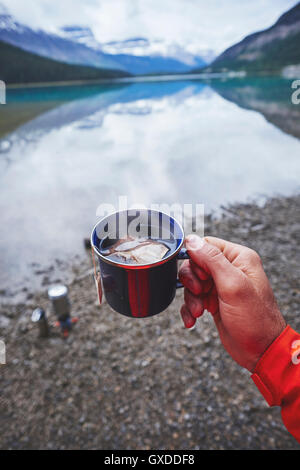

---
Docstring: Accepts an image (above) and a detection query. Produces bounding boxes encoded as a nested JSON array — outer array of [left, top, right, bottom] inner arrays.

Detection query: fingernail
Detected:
[[192, 303, 202, 318], [185, 235, 204, 251]]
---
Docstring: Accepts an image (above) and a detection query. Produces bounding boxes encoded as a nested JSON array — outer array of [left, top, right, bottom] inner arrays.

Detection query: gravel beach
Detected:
[[0, 195, 299, 450]]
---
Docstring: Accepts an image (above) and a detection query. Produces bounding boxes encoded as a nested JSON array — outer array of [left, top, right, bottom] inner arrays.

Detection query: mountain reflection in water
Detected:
[[0, 77, 299, 297]]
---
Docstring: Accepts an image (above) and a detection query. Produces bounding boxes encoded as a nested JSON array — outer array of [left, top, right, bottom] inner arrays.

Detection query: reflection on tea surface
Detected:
[[101, 236, 171, 265]]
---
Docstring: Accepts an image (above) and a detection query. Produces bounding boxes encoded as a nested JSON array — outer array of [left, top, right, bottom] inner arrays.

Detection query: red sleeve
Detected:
[[251, 325, 300, 443]]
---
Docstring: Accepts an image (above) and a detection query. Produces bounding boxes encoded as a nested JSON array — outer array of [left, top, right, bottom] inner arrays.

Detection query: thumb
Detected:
[[185, 234, 239, 290]]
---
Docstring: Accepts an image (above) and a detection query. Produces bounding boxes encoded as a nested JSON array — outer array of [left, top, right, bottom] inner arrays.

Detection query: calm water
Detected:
[[0, 76, 299, 298]]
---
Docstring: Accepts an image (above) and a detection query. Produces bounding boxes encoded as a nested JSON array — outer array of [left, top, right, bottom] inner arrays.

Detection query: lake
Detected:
[[0, 76, 299, 298]]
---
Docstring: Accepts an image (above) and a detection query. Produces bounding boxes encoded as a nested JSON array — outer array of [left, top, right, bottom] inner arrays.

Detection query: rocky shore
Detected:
[[0, 195, 299, 450]]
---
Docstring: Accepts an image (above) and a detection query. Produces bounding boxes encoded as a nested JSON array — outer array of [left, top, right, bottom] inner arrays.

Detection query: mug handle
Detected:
[[176, 247, 190, 289]]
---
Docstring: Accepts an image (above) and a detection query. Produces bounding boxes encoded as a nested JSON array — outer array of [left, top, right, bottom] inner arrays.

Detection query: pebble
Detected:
[[0, 314, 10, 329]]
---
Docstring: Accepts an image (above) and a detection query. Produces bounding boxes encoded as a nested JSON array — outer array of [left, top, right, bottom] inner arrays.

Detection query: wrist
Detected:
[[249, 318, 286, 373]]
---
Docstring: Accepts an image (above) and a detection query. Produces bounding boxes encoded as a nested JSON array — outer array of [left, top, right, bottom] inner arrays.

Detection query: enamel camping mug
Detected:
[[91, 209, 189, 318]]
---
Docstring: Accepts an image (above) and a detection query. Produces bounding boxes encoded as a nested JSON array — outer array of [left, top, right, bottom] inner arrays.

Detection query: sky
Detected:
[[1, 0, 299, 54]]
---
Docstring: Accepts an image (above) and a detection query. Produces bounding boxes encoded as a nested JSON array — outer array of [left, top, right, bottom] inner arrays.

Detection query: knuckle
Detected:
[[178, 264, 189, 278], [202, 243, 222, 261], [178, 271, 191, 288], [224, 278, 245, 297], [180, 259, 190, 269], [247, 248, 262, 265], [184, 288, 190, 301], [184, 288, 195, 305], [180, 268, 201, 295], [178, 273, 187, 286]]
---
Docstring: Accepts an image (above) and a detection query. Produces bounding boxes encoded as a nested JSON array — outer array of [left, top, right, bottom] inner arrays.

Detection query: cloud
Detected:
[[2, 0, 299, 53]]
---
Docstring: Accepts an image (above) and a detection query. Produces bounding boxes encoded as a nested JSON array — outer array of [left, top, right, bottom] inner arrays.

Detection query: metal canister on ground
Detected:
[[48, 285, 70, 321], [31, 308, 49, 338], [48, 284, 77, 338]]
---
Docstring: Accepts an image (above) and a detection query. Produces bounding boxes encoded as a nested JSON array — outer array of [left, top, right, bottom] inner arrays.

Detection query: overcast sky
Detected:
[[2, 0, 299, 53]]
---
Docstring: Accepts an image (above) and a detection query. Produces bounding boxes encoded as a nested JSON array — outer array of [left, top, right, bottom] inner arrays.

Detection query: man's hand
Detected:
[[178, 235, 286, 372]]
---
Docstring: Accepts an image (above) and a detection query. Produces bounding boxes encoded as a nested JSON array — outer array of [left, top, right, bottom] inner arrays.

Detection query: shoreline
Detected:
[[5, 69, 292, 91], [0, 194, 299, 449], [5, 71, 259, 90]]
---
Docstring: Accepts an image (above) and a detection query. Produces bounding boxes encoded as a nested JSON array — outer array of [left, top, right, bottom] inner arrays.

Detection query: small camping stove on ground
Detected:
[[48, 285, 78, 338]]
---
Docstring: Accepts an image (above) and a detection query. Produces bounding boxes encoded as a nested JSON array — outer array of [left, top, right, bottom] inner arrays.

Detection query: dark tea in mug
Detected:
[[100, 234, 177, 265]]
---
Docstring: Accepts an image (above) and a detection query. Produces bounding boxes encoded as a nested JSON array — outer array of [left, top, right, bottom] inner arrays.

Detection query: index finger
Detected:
[[178, 260, 203, 295]]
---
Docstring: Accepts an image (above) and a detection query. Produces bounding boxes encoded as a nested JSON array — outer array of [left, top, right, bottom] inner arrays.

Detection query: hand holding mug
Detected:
[[179, 235, 286, 372]]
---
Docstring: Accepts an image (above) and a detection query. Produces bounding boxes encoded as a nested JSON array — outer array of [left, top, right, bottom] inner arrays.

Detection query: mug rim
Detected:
[[91, 208, 185, 269]]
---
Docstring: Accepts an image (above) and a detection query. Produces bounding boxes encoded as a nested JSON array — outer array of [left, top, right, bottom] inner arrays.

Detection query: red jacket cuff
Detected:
[[251, 325, 300, 406]]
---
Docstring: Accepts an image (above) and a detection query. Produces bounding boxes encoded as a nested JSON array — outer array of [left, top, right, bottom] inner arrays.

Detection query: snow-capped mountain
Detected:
[[61, 28, 212, 72], [0, 6, 212, 75], [100, 37, 215, 67]]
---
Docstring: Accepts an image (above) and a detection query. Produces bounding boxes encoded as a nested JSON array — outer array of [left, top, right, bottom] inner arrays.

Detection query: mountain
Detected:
[[106, 38, 210, 74], [201, 2, 300, 74], [97, 51, 206, 75], [61, 31, 213, 67], [0, 11, 128, 72], [60, 28, 209, 75], [101, 37, 215, 66], [0, 40, 129, 84], [0, 6, 210, 76]]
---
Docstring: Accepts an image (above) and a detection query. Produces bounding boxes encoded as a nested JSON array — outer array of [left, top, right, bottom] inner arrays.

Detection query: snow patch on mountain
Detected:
[[60, 27, 215, 67]]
